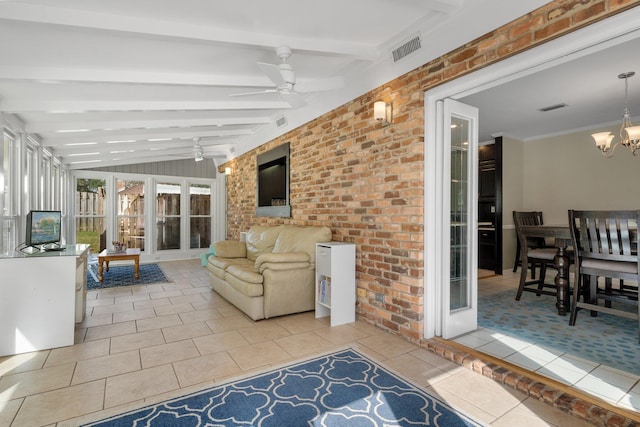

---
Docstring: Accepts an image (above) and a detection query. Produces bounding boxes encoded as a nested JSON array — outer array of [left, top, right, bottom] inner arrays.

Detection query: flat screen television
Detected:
[[26, 210, 62, 248], [256, 142, 291, 217]]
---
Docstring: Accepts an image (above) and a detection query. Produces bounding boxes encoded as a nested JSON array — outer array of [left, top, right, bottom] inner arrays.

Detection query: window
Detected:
[[75, 178, 107, 252], [190, 183, 211, 249], [117, 179, 145, 250], [1, 132, 15, 254], [156, 182, 181, 250]]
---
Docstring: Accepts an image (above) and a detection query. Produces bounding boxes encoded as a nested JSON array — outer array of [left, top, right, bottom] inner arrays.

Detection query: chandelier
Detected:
[[592, 71, 640, 157]]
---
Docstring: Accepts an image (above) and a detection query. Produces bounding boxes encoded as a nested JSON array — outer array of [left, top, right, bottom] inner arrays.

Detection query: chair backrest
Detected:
[[568, 210, 638, 264], [513, 211, 544, 230]]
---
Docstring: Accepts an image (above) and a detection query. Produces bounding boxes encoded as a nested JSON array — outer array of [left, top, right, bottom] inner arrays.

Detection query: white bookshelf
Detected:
[[315, 242, 355, 326]]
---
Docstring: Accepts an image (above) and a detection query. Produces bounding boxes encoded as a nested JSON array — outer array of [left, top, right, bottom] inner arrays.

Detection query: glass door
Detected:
[[442, 98, 479, 339]]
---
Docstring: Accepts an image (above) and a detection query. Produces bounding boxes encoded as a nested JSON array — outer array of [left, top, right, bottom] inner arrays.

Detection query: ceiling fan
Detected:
[[230, 46, 341, 107]]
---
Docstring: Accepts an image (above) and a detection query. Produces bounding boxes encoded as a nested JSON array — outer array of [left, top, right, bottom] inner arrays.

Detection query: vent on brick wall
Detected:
[[275, 115, 288, 128], [391, 34, 422, 62]]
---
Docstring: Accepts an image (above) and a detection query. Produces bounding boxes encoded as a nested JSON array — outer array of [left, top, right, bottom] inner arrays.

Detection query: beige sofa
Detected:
[[206, 225, 332, 320]]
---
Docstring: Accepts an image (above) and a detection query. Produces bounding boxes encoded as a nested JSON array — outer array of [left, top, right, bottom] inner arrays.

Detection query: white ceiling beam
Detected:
[[0, 66, 279, 87], [26, 117, 272, 134], [0, 3, 379, 60], [0, 99, 291, 113], [53, 139, 231, 156], [43, 129, 254, 147]]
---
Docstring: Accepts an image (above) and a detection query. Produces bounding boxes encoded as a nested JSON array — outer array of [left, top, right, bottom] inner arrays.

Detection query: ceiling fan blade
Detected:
[[229, 88, 278, 97], [295, 76, 344, 93], [257, 62, 287, 87], [282, 92, 306, 108]]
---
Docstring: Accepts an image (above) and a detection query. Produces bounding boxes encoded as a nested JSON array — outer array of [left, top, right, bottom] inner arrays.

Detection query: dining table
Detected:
[[518, 225, 573, 316]]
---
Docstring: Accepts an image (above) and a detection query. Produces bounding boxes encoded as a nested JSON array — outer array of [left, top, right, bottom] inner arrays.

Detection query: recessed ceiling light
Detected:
[[106, 140, 136, 144], [109, 150, 135, 154], [67, 152, 100, 157], [56, 129, 90, 133], [64, 142, 98, 146]]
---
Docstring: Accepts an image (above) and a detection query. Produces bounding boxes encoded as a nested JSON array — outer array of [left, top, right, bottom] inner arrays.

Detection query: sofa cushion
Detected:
[[245, 225, 283, 262], [207, 257, 253, 280], [213, 240, 246, 258], [273, 225, 332, 264], [225, 267, 264, 297]]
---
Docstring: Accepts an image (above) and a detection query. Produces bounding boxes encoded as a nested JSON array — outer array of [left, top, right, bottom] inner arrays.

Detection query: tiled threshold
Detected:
[[420, 337, 640, 427]]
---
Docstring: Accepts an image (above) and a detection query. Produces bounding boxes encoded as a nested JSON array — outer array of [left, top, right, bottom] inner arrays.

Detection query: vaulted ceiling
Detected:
[[0, 0, 547, 169]]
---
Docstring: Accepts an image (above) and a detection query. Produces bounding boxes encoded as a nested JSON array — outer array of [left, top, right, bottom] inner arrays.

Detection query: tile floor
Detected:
[[459, 271, 640, 413], [0, 260, 591, 426]]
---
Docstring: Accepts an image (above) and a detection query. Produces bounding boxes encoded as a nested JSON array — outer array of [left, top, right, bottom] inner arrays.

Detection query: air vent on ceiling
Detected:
[[538, 103, 568, 112], [391, 34, 422, 62], [275, 115, 288, 128]]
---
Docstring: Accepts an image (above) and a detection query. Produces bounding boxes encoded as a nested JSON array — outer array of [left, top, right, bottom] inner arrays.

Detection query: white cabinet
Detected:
[[0, 244, 89, 356], [315, 242, 355, 326]]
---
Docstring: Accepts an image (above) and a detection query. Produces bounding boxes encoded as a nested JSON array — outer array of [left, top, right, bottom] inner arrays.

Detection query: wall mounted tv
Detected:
[[26, 210, 62, 249], [256, 142, 291, 217]]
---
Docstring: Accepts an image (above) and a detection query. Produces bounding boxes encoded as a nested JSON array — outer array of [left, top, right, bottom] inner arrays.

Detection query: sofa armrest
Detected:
[[213, 240, 247, 258], [254, 252, 310, 272]]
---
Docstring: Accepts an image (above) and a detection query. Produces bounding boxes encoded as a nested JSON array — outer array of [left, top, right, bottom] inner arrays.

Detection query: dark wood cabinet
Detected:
[[477, 139, 502, 273]]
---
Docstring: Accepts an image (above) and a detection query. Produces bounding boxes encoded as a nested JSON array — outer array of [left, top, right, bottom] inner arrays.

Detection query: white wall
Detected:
[[501, 136, 524, 271], [522, 125, 640, 225]]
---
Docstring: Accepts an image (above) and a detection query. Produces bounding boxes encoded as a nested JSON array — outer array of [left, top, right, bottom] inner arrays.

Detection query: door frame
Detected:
[[423, 6, 640, 339]]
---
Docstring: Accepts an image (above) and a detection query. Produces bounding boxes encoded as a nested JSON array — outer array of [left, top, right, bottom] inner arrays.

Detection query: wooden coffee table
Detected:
[[97, 248, 141, 282]]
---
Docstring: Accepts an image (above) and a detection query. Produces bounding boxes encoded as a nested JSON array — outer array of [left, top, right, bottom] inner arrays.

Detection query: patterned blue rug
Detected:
[[479, 290, 640, 375], [82, 349, 481, 427], [87, 263, 170, 289]]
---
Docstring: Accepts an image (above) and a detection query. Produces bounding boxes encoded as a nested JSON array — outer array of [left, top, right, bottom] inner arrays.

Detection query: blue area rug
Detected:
[[82, 349, 481, 427], [87, 263, 170, 290], [479, 290, 640, 375]]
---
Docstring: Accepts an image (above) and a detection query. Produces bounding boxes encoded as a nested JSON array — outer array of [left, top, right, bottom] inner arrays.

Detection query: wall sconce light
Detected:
[[374, 101, 392, 126], [224, 167, 231, 175]]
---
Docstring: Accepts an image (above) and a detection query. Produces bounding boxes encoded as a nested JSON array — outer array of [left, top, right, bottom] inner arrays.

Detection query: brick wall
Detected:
[[221, 0, 640, 342]]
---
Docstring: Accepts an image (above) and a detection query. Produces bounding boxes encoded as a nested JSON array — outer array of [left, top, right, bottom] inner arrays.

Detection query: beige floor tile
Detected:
[[0, 398, 22, 426], [0, 363, 75, 402], [409, 348, 465, 373], [312, 323, 372, 345], [104, 365, 179, 408], [87, 297, 115, 307], [169, 294, 206, 306], [11, 379, 105, 427], [350, 319, 386, 335], [193, 330, 250, 355], [114, 293, 150, 304], [499, 397, 593, 427], [133, 298, 171, 311], [431, 369, 525, 417], [80, 313, 113, 328], [356, 332, 419, 358], [113, 307, 157, 323], [75, 327, 87, 344], [275, 313, 327, 334], [92, 302, 134, 316], [191, 298, 232, 311], [140, 340, 200, 369], [238, 323, 292, 344], [215, 304, 244, 317], [149, 289, 184, 300], [72, 350, 141, 384], [227, 341, 292, 371], [173, 351, 242, 387], [45, 339, 110, 367], [136, 314, 182, 332], [181, 285, 212, 296], [206, 315, 256, 333], [110, 329, 165, 354], [0, 351, 49, 376], [274, 331, 335, 357], [178, 308, 222, 324], [382, 353, 453, 386], [162, 321, 213, 343], [424, 386, 497, 425], [85, 320, 137, 341], [154, 302, 196, 316], [97, 287, 134, 298]]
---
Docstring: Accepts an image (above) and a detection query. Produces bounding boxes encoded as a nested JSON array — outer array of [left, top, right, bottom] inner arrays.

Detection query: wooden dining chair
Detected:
[[568, 209, 640, 343], [513, 212, 559, 300], [512, 211, 547, 278]]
